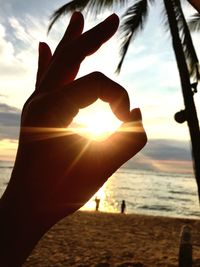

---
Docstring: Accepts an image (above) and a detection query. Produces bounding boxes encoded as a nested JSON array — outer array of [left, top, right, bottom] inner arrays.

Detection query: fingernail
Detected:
[[130, 108, 142, 121]]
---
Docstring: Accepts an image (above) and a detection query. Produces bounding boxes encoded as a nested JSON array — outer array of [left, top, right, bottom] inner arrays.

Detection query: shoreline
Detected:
[[24, 211, 200, 266]]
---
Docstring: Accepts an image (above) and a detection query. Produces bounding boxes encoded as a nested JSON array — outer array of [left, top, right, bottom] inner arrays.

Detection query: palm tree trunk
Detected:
[[163, 0, 200, 199]]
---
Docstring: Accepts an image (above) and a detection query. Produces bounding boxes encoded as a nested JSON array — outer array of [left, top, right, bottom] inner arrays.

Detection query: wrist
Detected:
[[0, 176, 47, 267]]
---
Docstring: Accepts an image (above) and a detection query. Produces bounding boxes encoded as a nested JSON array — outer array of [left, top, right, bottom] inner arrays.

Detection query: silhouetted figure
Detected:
[[95, 197, 100, 211], [121, 200, 126, 214]]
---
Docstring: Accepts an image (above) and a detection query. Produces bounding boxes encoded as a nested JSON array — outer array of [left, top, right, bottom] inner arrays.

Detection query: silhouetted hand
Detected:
[[188, 0, 200, 13], [0, 12, 147, 267]]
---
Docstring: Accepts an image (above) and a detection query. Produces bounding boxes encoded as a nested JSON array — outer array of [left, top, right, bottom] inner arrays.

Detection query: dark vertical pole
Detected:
[[178, 225, 193, 267], [163, 0, 200, 199]]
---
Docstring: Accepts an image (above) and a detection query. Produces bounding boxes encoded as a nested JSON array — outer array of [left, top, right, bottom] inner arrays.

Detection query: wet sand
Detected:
[[24, 211, 200, 267]]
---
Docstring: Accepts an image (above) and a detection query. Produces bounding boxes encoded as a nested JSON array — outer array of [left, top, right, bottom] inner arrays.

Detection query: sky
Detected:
[[0, 0, 199, 174]]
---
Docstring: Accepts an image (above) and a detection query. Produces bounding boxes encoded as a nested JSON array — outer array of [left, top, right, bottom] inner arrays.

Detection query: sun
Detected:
[[71, 100, 121, 140]]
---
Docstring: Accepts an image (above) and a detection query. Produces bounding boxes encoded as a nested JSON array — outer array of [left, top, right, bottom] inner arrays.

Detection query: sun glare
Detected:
[[71, 100, 121, 140]]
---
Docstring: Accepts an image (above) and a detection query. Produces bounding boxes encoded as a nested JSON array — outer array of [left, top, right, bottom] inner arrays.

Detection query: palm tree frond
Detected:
[[116, 34, 132, 74], [173, 0, 199, 82], [48, 0, 128, 33], [86, 0, 128, 16], [116, 0, 149, 73], [188, 13, 200, 32], [148, 0, 156, 4], [48, 0, 90, 33]]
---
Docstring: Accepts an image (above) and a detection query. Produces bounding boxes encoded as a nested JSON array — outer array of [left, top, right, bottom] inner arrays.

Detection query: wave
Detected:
[[169, 190, 196, 196], [118, 187, 133, 191], [157, 195, 191, 202], [138, 204, 173, 212], [187, 211, 200, 218]]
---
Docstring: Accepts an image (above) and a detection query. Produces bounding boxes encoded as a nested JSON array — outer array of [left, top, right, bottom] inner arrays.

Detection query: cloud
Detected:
[[123, 139, 193, 174], [143, 139, 192, 161], [0, 103, 21, 140], [0, 21, 32, 110], [0, 19, 39, 108], [0, 23, 26, 76]]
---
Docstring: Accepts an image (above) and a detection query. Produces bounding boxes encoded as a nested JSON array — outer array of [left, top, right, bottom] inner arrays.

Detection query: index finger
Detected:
[[39, 14, 119, 91], [64, 72, 130, 121]]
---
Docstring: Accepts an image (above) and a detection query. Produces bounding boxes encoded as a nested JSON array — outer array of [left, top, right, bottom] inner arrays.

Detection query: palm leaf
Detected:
[[116, 0, 150, 73], [48, 0, 128, 33], [173, 0, 199, 82], [188, 13, 200, 32], [86, 0, 128, 16], [48, 0, 90, 33]]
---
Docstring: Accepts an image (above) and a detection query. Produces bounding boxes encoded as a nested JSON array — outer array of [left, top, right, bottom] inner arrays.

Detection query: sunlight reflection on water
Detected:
[[1, 162, 200, 219], [81, 178, 119, 213], [81, 168, 200, 219]]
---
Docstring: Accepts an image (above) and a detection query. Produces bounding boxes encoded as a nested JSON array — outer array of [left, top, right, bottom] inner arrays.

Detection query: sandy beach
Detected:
[[24, 211, 200, 267]]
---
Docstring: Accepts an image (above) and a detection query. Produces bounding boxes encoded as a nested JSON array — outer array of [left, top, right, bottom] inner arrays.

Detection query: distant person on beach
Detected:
[[95, 197, 100, 211], [121, 200, 126, 214], [0, 12, 147, 266]]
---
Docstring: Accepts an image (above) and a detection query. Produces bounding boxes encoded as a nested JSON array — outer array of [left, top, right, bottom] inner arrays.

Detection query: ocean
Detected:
[[1, 161, 200, 219]]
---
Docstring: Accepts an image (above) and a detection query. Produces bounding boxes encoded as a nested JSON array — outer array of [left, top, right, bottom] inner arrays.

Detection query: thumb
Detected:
[[102, 108, 147, 174]]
